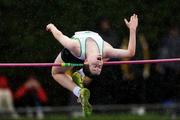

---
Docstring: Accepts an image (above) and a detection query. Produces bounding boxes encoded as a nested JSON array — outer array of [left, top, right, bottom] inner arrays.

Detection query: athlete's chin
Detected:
[[97, 72, 101, 75], [91, 71, 101, 75], [95, 72, 101, 75]]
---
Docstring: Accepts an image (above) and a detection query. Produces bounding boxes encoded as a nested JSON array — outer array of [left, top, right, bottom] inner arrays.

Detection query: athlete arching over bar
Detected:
[[46, 14, 138, 116]]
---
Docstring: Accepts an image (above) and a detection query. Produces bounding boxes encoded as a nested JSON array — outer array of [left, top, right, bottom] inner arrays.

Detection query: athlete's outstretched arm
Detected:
[[46, 23, 78, 51], [106, 14, 138, 58]]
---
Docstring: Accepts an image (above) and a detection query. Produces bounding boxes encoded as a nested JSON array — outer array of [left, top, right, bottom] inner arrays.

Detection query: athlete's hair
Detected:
[[83, 65, 97, 78]]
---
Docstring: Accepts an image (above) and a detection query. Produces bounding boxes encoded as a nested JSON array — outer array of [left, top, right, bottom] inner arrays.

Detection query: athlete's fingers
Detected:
[[130, 16, 133, 21], [46, 25, 50, 32], [134, 14, 137, 19], [131, 14, 135, 19], [124, 18, 129, 26], [135, 15, 138, 22], [136, 14, 138, 20], [134, 14, 137, 20], [136, 16, 138, 22], [46, 23, 53, 32], [135, 14, 137, 18]]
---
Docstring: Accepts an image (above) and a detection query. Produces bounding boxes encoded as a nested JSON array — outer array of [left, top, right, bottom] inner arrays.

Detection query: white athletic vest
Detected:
[[71, 31, 104, 60]]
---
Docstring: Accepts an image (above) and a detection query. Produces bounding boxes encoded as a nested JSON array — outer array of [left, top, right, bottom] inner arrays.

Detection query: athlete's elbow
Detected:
[[128, 49, 135, 57]]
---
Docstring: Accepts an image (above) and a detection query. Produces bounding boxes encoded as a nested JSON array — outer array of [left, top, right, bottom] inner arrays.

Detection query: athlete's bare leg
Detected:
[[51, 53, 77, 92], [52, 53, 92, 116]]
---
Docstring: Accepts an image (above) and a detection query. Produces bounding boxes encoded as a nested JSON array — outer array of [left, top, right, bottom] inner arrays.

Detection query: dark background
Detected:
[[0, 0, 180, 106]]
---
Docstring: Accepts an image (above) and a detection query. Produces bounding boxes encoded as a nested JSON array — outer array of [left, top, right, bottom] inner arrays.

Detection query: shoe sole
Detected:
[[81, 88, 92, 117]]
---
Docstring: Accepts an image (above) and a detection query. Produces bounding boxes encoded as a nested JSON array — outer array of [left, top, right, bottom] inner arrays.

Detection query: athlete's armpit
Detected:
[[105, 46, 135, 58]]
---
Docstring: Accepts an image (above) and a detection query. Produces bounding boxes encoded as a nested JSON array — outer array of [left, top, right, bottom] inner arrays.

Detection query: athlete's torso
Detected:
[[61, 31, 105, 64], [71, 31, 104, 60]]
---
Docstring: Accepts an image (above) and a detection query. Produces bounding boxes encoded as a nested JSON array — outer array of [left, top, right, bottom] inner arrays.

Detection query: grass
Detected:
[[4, 113, 180, 120]]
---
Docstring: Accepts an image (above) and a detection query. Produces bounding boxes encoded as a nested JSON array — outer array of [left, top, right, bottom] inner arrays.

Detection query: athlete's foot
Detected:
[[78, 88, 92, 117], [72, 72, 84, 88]]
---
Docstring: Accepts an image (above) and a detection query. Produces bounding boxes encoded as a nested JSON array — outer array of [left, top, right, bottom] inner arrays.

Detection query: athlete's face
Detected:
[[87, 55, 103, 75]]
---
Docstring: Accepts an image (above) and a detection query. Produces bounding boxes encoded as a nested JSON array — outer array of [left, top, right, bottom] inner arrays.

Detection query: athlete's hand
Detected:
[[46, 23, 55, 32], [124, 14, 138, 31]]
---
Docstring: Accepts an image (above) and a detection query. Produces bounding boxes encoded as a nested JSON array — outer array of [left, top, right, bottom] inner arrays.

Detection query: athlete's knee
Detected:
[[51, 67, 59, 79], [51, 67, 66, 80]]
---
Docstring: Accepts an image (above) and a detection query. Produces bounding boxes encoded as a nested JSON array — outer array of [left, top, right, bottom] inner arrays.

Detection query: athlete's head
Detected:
[[84, 55, 103, 76]]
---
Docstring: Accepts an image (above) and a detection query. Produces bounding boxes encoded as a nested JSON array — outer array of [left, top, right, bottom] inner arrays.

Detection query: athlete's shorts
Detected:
[[61, 48, 83, 72], [61, 48, 93, 78], [61, 48, 84, 64]]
